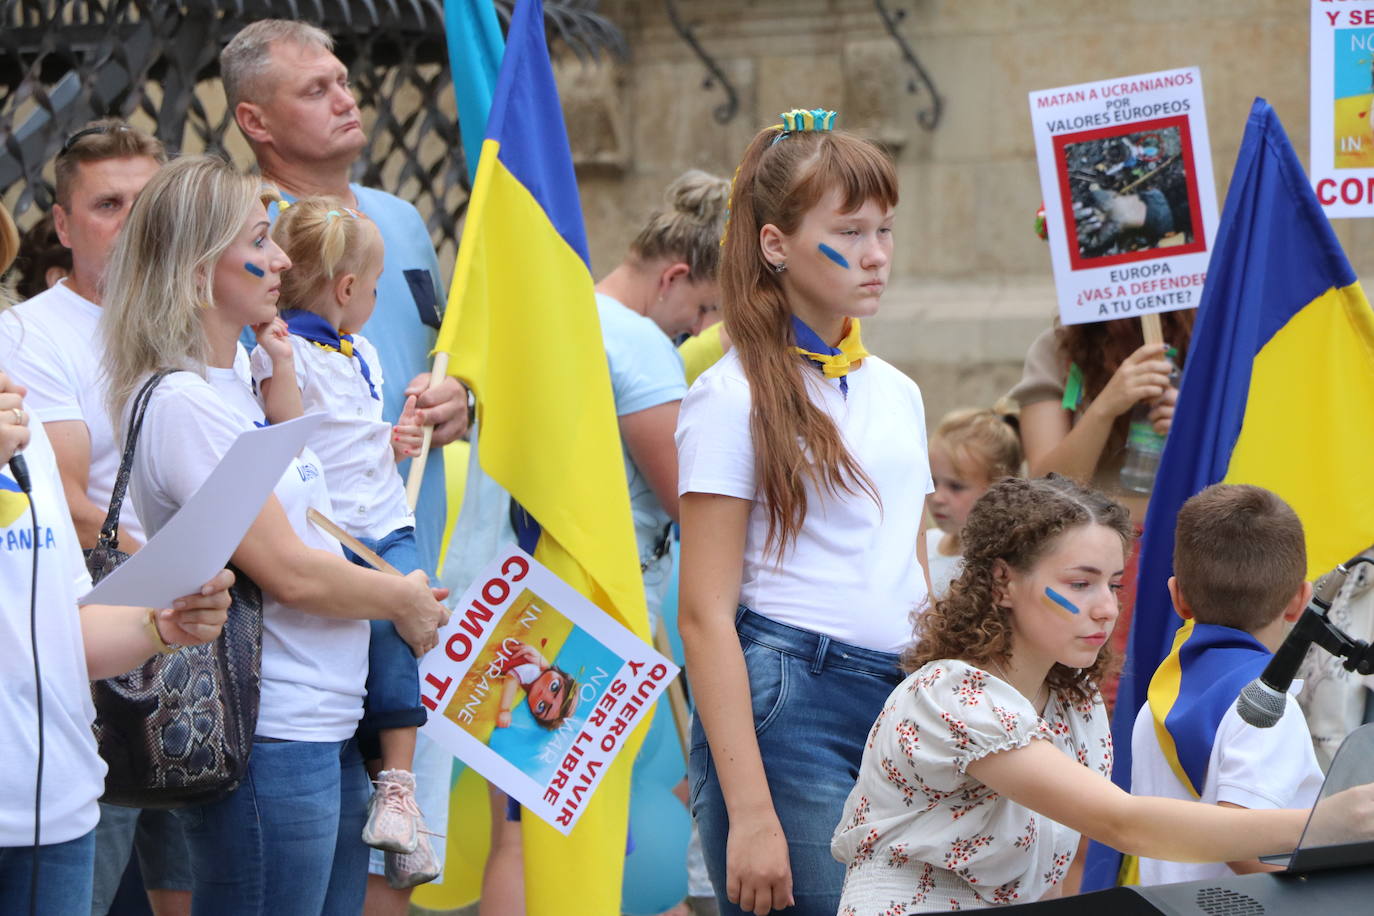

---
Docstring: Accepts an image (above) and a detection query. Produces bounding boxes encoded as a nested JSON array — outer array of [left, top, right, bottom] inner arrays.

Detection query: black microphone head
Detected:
[[7, 454, 30, 493], [1236, 679, 1286, 728]]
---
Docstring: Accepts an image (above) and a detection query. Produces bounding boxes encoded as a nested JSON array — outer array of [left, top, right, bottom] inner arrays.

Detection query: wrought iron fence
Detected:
[[0, 0, 625, 272]]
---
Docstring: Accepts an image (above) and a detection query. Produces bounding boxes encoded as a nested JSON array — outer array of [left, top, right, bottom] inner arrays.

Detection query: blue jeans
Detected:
[[340, 526, 428, 761], [174, 737, 370, 916], [689, 608, 903, 916], [91, 804, 192, 914], [0, 830, 96, 916]]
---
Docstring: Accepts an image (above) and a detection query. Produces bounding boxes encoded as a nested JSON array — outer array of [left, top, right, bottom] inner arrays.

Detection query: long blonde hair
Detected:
[[720, 124, 898, 558], [273, 196, 381, 319], [102, 155, 276, 428]]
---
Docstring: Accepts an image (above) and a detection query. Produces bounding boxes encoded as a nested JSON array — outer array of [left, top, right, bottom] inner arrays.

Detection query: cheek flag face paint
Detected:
[[817, 243, 850, 269], [244, 262, 265, 278], [1043, 586, 1080, 615]]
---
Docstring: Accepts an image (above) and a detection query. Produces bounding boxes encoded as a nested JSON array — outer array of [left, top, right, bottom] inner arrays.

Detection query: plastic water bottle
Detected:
[[1119, 353, 1179, 494]]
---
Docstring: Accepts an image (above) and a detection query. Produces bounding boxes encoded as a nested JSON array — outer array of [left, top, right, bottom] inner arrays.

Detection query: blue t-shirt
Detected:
[[595, 293, 687, 557], [249, 185, 447, 571]]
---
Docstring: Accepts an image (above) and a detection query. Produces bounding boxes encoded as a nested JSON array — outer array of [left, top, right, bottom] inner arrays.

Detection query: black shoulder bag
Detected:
[[84, 370, 264, 809]]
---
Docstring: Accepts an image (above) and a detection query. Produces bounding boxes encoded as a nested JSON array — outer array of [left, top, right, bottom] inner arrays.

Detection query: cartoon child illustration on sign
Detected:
[[494, 639, 580, 730]]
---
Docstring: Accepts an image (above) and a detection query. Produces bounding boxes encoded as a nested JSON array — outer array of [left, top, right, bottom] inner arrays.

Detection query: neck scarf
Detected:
[[280, 309, 379, 401], [1148, 620, 1273, 797], [791, 315, 869, 397]]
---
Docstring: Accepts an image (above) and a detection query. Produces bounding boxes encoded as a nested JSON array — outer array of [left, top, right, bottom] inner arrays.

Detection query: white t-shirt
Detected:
[[676, 349, 933, 653], [0, 281, 143, 542], [925, 528, 963, 599], [250, 332, 413, 541], [127, 359, 369, 742], [0, 420, 105, 845], [1131, 687, 1324, 885]]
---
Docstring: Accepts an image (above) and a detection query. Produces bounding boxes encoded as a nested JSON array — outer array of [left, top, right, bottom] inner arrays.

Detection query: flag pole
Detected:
[[404, 351, 450, 511]]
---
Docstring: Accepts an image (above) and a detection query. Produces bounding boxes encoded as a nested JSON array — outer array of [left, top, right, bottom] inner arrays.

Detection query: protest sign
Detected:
[[1311, 0, 1374, 216], [1029, 67, 1218, 325], [418, 545, 678, 834]]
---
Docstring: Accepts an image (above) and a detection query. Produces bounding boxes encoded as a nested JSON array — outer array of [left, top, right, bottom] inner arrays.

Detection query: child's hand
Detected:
[[392, 394, 423, 462], [254, 317, 293, 365], [495, 710, 512, 729]]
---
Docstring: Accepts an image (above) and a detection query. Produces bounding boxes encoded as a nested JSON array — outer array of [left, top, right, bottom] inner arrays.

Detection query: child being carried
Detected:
[[250, 197, 437, 888]]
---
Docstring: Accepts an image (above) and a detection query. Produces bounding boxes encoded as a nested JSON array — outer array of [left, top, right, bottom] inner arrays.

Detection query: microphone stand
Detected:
[[1292, 556, 1374, 678]]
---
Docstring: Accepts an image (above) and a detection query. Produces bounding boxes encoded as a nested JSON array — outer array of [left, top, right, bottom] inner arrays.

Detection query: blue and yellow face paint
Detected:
[[1042, 586, 1080, 616], [817, 243, 850, 269], [243, 262, 265, 278]]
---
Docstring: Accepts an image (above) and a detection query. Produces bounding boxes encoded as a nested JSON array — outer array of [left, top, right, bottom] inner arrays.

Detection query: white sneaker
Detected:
[[362, 769, 420, 853], [384, 819, 442, 889]]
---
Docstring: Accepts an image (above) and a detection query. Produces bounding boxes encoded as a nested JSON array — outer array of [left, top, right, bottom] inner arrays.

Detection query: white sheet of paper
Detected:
[[80, 413, 326, 608]]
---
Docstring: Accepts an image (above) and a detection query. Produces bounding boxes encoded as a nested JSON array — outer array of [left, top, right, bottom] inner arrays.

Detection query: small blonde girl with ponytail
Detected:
[[250, 196, 438, 882], [925, 404, 1024, 598], [676, 110, 934, 916]]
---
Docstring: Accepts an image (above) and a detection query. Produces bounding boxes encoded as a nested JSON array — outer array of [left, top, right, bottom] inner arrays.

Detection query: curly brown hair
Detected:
[[904, 475, 1133, 703], [1055, 310, 1194, 453]]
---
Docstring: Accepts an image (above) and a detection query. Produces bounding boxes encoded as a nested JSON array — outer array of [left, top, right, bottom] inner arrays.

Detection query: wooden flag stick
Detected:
[[308, 508, 402, 576], [403, 350, 451, 512], [650, 619, 692, 763]]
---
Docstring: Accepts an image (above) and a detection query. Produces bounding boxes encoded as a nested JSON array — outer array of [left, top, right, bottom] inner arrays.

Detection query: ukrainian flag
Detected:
[[433, 0, 649, 911], [1084, 98, 1374, 889]]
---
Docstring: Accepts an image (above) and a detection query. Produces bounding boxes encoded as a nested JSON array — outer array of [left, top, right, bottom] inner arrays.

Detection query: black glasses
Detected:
[[58, 124, 126, 156]]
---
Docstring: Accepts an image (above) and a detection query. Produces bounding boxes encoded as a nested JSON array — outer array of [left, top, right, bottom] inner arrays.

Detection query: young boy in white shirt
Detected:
[[1132, 483, 1324, 885]]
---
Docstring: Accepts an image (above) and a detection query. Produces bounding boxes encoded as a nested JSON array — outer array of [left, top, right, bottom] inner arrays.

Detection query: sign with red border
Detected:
[[1030, 67, 1218, 325]]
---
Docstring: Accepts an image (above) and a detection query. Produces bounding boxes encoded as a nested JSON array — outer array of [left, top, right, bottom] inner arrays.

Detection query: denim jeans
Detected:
[[91, 804, 192, 914], [0, 830, 96, 916], [174, 737, 370, 916], [689, 608, 904, 916], [340, 526, 428, 760]]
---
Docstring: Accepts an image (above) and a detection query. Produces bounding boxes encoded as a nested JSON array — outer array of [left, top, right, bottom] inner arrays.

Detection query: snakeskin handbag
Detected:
[[84, 370, 264, 809]]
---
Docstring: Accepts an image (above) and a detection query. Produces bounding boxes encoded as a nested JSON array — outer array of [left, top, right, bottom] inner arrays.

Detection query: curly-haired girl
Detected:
[[832, 475, 1374, 912]]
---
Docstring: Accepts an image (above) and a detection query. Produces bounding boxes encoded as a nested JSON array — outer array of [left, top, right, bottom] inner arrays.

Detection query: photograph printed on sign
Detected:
[[442, 589, 622, 786], [1333, 27, 1374, 170], [1056, 120, 1204, 269]]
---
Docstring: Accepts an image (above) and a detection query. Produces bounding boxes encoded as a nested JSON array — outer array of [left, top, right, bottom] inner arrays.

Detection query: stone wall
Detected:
[[570, 0, 1351, 425]]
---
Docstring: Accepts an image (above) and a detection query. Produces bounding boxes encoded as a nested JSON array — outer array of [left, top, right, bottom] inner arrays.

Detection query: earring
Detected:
[[770, 262, 787, 274]]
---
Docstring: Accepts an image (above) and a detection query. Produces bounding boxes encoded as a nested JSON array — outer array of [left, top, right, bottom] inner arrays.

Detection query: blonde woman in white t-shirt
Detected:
[[100, 155, 449, 915], [675, 110, 934, 916]]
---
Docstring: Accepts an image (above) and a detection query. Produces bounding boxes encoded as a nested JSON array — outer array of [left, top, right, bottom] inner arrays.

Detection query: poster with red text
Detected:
[[1311, 0, 1374, 217], [418, 546, 678, 834], [1029, 67, 1218, 325]]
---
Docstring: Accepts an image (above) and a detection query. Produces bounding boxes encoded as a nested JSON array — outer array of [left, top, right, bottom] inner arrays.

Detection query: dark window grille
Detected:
[[0, 0, 625, 274]]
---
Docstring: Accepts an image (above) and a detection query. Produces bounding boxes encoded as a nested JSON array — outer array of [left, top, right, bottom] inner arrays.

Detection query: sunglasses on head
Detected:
[[58, 124, 127, 157]]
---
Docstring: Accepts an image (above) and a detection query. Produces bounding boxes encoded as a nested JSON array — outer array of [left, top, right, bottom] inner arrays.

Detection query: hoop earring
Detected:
[[770, 262, 787, 274]]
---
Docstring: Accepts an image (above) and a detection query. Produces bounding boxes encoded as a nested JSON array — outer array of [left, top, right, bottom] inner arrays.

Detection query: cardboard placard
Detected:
[[1310, 0, 1374, 216], [1029, 67, 1218, 325], [418, 545, 678, 834]]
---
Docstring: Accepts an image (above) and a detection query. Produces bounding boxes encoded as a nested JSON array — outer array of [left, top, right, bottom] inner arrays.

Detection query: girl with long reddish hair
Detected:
[[676, 110, 933, 916]]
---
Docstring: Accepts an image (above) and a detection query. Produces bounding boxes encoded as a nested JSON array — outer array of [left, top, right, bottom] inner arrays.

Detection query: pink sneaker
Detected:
[[362, 769, 420, 853], [384, 819, 442, 889]]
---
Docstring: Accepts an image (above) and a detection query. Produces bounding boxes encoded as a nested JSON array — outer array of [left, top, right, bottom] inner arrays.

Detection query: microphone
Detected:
[[8, 453, 30, 493], [1235, 562, 1353, 728]]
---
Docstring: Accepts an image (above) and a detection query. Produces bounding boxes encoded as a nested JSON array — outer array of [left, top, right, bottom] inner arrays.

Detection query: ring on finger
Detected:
[[9, 407, 24, 426]]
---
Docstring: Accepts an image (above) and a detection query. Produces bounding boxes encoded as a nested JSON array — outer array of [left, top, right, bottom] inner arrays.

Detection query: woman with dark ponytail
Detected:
[[676, 110, 933, 916]]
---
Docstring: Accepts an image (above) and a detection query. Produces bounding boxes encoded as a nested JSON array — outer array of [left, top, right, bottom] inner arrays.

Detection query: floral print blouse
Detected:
[[831, 660, 1113, 912]]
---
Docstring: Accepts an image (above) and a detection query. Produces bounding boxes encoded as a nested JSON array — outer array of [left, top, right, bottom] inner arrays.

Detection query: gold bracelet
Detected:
[[145, 608, 179, 655]]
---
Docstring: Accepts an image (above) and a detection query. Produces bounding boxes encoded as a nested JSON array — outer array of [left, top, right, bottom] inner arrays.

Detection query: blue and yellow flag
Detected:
[[1084, 98, 1374, 888], [433, 0, 649, 912]]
